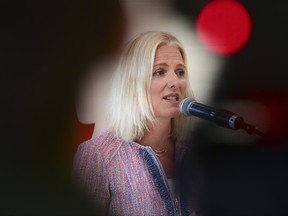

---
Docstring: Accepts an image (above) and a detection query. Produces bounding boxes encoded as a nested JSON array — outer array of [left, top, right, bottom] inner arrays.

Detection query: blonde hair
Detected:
[[107, 31, 194, 141]]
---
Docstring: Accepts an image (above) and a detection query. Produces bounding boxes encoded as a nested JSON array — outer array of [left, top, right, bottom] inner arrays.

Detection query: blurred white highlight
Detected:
[[76, 0, 224, 136]]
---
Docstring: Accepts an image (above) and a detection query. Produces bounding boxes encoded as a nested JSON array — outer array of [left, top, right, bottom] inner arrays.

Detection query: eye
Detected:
[[153, 69, 166, 76], [176, 69, 186, 77]]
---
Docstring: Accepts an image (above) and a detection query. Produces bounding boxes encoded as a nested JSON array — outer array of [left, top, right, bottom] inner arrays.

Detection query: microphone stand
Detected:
[[241, 122, 265, 137]]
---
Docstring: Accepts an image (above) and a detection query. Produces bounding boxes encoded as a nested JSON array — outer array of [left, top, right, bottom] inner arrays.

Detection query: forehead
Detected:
[[154, 45, 183, 63]]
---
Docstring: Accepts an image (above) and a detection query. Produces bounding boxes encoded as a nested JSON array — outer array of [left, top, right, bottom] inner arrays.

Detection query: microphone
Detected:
[[179, 98, 245, 129]]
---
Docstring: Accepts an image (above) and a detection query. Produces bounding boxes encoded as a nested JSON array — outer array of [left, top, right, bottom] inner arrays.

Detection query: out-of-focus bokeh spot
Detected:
[[196, 0, 252, 55]]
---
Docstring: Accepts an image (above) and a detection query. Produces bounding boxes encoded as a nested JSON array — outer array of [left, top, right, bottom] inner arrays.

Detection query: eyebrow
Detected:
[[176, 63, 187, 69], [153, 63, 186, 69], [153, 63, 168, 68]]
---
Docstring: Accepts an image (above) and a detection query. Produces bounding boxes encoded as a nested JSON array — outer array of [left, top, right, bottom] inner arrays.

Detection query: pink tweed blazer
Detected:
[[73, 131, 192, 216]]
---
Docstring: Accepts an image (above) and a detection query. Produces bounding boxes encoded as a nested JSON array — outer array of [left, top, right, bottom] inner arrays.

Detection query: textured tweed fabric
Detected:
[[73, 131, 192, 215]]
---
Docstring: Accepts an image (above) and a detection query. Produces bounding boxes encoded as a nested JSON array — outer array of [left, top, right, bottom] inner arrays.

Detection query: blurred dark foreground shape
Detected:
[[1, 1, 125, 215], [174, 0, 288, 215]]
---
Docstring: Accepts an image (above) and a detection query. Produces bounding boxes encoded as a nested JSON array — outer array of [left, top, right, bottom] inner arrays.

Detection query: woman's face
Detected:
[[150, 44, 187, 120]]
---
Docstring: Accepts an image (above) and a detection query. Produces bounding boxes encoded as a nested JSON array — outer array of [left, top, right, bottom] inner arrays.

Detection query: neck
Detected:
[[139, 118, 172, 151]]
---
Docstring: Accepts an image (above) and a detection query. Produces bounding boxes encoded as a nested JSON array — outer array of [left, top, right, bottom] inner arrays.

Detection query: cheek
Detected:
[[180, 80, 187, 92], [150, 80, 164, 97], [150, 84, 159, 106], [150, 81, 166, 111]]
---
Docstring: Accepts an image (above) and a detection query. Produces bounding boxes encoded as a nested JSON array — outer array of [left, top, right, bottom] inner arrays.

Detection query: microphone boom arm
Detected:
[[179, 98, 264, 137]]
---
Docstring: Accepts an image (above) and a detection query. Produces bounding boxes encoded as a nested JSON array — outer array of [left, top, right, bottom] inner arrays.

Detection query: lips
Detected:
[[163, 93, 180, 101]]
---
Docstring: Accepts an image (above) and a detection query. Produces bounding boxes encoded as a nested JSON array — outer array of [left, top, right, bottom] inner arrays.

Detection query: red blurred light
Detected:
[[196, 0, 252, 55]]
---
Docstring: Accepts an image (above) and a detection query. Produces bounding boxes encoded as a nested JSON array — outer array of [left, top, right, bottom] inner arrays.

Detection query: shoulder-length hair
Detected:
[[106, 31, 194, 142]]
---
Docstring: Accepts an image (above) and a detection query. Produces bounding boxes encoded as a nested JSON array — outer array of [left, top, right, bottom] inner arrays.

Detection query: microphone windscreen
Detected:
[[179, 98, 195, 116]]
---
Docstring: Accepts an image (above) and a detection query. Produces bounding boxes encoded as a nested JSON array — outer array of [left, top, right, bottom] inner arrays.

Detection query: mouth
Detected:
[[163, 94, 180, 101]]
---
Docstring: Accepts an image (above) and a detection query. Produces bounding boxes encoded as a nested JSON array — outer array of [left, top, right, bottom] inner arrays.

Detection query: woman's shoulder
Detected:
[[76, 130, 126, 162]]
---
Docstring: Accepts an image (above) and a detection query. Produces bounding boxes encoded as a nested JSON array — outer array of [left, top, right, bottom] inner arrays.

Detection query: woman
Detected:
[[73, 31, 194, 215]]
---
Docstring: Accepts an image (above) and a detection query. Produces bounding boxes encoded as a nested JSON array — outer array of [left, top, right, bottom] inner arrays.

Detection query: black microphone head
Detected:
[[179, 98, 195, 116]]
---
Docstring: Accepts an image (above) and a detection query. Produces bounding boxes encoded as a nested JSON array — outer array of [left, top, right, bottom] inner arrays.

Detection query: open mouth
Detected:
[[163, 96, 180, 101]]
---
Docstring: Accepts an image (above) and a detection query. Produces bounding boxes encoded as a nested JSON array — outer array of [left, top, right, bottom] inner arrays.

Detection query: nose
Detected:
[[167, 72, 180, 89]]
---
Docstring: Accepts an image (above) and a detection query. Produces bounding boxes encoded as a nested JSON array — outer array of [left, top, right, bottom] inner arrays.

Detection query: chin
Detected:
[[169, 111, 181, 118], [156, 109, 181, 119]]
